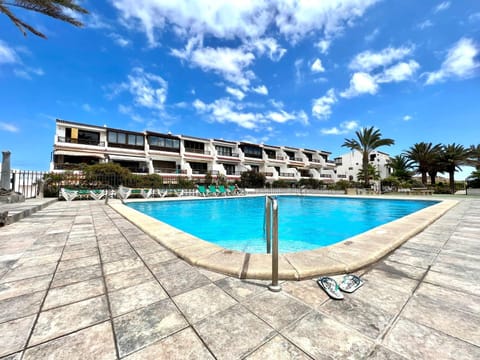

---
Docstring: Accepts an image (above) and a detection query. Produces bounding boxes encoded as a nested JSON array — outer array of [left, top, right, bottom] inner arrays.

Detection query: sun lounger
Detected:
[[60, 188, 79, 202], [207, 185, 218, 196], [197, 185, 207, 197], [217, 185, 227, 196], [89, 189, 106, 200]]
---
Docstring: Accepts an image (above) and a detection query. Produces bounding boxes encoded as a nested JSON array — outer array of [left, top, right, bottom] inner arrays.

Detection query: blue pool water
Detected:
[[128, 196, 437, 253]]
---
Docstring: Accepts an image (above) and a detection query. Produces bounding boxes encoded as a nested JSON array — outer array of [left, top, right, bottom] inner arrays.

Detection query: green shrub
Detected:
[[240, 170, 266, 188]]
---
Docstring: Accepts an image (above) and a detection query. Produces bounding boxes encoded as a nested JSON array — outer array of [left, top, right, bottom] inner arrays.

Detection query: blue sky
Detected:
[[0, 0, 479, 179]]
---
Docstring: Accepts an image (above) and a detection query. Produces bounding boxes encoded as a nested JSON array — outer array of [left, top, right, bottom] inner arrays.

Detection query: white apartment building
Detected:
[[51, 119, 337, 184], [334, 150, 392, 182]]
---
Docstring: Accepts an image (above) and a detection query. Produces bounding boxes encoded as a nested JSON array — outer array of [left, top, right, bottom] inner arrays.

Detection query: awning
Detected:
[[108, 155, 148, 162], [55, 150, 105, 158]]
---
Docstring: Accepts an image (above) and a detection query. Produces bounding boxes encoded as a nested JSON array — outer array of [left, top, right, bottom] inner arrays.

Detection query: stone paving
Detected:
[[0, 199, 479, 359]]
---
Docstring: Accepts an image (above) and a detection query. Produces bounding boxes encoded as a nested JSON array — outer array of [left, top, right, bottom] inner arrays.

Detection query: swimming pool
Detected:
[[127, 196, 438, 253]]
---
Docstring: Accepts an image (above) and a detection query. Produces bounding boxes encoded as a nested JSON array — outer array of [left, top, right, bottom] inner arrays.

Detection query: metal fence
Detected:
[[10, 170, 47, 199]]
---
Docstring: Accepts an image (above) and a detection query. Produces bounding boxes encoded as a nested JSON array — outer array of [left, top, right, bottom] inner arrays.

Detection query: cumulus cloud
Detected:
[[425, 38, 479, 85], [112, 0, 379, 45], [111, 0, 272, 45], [378, 60, 420, 83], [172, 41, 256, 89], [0, 122, 19, 132], [315, 39, 331, 54], [226, 87, 246, 100], [193, 97, 307, 129], [113, 67, 168, 111], [340, 72, 378, 98], [110, 33, 130, 47], [252, 85, 268, 95], [248, 37, 286, 61], [434, 1, 450, 13], [403, 115, 412, 121], [321, 120, 359, 135], [312, 89, 337, 120], [349, 46, 413, 72], [311, 58, 325, 73]]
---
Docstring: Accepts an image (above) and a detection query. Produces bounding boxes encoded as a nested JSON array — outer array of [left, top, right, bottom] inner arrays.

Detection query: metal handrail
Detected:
[[265, 196, 281, 292]]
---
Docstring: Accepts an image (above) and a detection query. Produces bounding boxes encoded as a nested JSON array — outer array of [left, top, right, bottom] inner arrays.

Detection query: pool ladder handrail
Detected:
[[265, 196, 281, 292]]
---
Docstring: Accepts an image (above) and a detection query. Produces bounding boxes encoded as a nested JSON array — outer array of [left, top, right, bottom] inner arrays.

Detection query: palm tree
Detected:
[[388, 155, 413, 181], [0, 0, 88, 39], [467, 144, 480, 170], [403, 142, 442, 185], [357, 164, 380, 182], [342, 126, 394, 187], [439, 143, 471, 194]]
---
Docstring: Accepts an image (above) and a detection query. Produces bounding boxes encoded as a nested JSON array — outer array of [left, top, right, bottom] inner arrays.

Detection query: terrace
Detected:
[[0, 196, 478, 358]]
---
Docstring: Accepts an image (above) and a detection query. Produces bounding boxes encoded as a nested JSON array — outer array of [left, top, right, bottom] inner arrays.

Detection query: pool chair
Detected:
[[60, 188, 79, 202], [197, 185, 207, 197], [227, 185, 236, 195], [207, 185, 218, 196], [217, 185, 227, 196], [89, 189, 106, 201], [155, 189, 168, 198], [117, 185, 131, 200]]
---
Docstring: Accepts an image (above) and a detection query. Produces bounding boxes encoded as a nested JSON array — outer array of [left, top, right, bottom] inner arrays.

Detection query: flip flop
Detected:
[[339, 274, 364, 293], [317, 277, 344, 300]]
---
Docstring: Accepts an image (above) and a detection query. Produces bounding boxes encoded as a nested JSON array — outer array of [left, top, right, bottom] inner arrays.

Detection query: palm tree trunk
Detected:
[[429, 170, 437, 185], [421, 171, 427, 185], [449, 170, 455, 194], [363, 152, 369, 187]]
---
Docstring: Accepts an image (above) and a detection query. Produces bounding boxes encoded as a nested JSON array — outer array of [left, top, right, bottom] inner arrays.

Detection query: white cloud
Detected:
[[193, 97, 307, 129], [418, 19, 433, 29], [82, 104, 92, 112], [294, 58, 304, 83], [349, 46, 413, 72], [13, 67, 44, 80], [112, 0, 378, 46], [115, 67, 168, 111], [434, 1, 450, 13], [193, 98, 261, 129], [425, 38, 479, 85], [321, 120, 359, 135], [312, 88, 337, 120], [0, 41, 18, 64], [469, 12, 480, 22], [315, 39, 331, 54], [252, 85, 268, 95], [226, 87, 245, 100], [0, 122, 19, 133], [172, 42, 256, 89], [311, 58, 325, 73], [266, 110, 308, 125], [365, 28, 379, 43], [249, 37, 286, 61], [275, 0, 379, 41], [111, 0, 272, 46], [340, 72, 378, 98], [110, 33, 130, 47], [378, 60, 420, 83], [403, 115, 412, 121]]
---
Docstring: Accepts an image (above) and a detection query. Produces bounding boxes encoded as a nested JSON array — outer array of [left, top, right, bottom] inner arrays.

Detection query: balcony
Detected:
[[279, 172, 295, 177], [293, 157, 304, 162], [185, 148, 211, 155], [310, 159, 321, 163], [217, 152, 239, 157], [57, 136, 104, 147], [263, 172, 274, 177], [276, 155, 286, 160], [320, 174, 332, 178], [154, 168, 187, 174]]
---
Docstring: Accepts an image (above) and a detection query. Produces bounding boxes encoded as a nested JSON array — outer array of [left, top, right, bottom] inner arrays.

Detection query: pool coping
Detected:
[[109, 194, 458, 280]]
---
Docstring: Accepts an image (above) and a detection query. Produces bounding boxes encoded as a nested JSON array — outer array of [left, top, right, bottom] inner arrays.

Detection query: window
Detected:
[[265, 149, 276, 159], [148, 135, 180, 152], [241, 144, 262, 158], [304, 153, 313, 161], [284, 151, 294, 160], [216, 146, 233, 156], [223, 164, 236, 175], [184, 140, 205, 152], [108, 131, 143, 148]]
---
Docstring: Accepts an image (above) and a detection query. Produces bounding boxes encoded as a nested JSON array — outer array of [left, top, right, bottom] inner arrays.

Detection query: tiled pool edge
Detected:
[[109, 197, 459, 280]]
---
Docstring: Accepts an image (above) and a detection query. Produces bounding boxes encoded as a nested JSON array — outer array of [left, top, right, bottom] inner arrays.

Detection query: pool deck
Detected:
[[113, 195, 458, 280], [1, 196, 479, 359]]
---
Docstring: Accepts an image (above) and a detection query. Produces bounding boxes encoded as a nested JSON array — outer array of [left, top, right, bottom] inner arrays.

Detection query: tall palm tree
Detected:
[[0, 0, 88, 39], [467, 144, 480, 170], [388, 155, 413, 181], [342, 126, 395, 187], [440, 143, 471, 194], [403, 142, 442, 185]]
